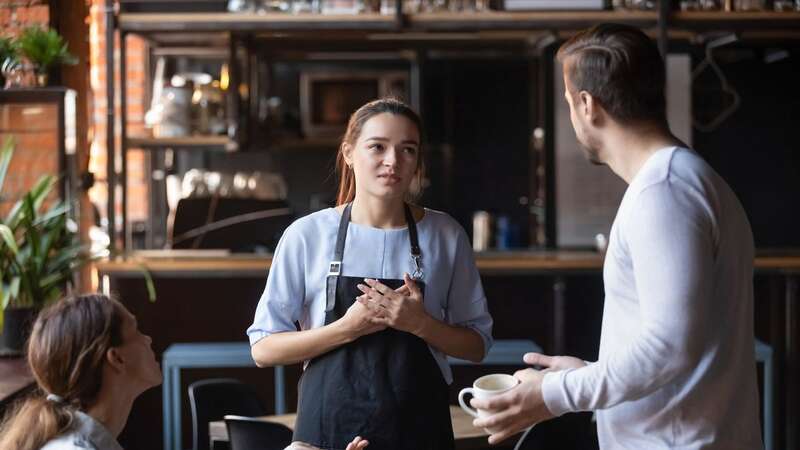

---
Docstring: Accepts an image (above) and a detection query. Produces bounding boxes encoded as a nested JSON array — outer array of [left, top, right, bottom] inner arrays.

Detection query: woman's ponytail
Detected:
[[0, 394, 75, 450], [0, 294, 124, 450]]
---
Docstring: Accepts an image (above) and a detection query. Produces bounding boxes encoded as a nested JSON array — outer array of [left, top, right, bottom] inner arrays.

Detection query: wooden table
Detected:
[[0, 357, 34, 412], [209, 405, 493, 450]]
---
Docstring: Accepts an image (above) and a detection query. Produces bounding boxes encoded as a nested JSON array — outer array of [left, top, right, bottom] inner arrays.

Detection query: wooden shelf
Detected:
[[126, 135, 236, 151], [407, 10, 658, 31], [118, 10, 800, 41], [671, 11, 800, 30], [119, 12, 397, 33]]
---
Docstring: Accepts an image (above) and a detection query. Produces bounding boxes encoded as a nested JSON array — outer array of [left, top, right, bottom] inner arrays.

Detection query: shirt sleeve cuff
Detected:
[[248, 330, 269, 346], [472, 327, 493, 360], [541, 370, 573, 417]]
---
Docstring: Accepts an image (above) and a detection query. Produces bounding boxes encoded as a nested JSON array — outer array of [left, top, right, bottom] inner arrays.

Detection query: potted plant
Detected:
[[16, 26, 77, 87], [0, 36, 19, 88], [0, 137, 86, 354]]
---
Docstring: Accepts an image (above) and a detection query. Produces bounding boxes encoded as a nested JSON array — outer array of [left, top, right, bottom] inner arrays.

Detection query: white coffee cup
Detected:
[[458, 373, 520, 425]]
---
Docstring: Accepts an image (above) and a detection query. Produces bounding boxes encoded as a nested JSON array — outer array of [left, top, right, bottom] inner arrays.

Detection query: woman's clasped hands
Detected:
[[356, 273, 428, 335]]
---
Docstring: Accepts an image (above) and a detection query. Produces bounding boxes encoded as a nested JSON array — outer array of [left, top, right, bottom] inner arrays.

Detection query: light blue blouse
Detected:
[[40, 410, 123, 450], [247, 207, 493, 384]]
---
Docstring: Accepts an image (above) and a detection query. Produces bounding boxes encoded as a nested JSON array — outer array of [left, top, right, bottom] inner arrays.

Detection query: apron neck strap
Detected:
[[403, 203, 421, 258], [332, 203, 422, 270]]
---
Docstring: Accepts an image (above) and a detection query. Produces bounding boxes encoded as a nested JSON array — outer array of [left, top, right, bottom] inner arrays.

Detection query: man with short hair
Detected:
[[472, 23, 762, 450]]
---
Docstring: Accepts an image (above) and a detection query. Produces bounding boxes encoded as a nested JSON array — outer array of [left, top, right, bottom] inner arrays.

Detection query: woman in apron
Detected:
[[248, 98, 493, 450]]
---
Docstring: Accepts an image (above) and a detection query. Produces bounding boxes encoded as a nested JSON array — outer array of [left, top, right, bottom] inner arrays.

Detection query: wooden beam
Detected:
[[51, 0, 93, 291]]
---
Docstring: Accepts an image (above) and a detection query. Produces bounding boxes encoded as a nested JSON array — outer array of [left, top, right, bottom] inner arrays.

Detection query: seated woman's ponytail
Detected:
[[0, 294, 125, 450]]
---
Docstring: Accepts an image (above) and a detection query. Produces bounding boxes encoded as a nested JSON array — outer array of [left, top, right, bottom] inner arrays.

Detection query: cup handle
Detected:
[[458, 387, 479, 418]]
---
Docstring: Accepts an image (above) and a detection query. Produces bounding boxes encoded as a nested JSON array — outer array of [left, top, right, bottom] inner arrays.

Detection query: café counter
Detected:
[[95, 249, 799, 450]]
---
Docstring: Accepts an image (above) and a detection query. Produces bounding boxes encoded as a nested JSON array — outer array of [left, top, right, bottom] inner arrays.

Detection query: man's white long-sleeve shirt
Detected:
[[541, 147, 762, 449]]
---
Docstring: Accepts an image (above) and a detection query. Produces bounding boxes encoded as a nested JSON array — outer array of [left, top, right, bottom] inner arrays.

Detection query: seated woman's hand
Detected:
[[346, 436, 369, 450], [357, 274, 429, 335]]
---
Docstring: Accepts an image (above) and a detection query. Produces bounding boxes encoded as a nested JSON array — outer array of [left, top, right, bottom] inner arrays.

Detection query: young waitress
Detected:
[[248, 98, 493, 450]]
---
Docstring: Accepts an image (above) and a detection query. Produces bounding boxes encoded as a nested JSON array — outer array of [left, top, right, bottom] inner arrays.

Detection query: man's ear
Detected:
[[105, 347, 125, 373], [579, 91, 603, 126]]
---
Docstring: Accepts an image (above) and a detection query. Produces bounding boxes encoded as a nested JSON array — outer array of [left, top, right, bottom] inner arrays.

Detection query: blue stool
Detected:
[[755, 339, 773, 450], [161, 342, 285, 450]]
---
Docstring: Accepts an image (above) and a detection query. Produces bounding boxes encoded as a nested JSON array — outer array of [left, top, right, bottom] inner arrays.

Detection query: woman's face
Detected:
[[115, 309, 162, 390], [344, 113, 420, 202]]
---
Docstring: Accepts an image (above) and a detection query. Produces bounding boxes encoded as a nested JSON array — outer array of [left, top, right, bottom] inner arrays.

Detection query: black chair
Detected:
[[513, 415, 598, 450], [513, 425, 544, 450], [188, 378, 268, 450], [171, 198, 293, 252], [513, 418, 565, 450], [224, 415, 294, 450]]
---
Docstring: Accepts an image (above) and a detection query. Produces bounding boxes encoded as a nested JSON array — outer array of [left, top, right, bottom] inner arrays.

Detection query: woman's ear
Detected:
[[105, 347, 125, 373], [342, 143, 353, 168]]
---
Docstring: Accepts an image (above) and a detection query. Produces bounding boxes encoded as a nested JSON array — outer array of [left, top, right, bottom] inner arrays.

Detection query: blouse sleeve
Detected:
[[247, 222, 307, 346], [444, 226, 494, 358]]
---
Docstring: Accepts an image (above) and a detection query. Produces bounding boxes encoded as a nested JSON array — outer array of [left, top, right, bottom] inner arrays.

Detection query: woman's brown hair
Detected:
[[0, 294, 125, 450], [335, 98, 425, 206]]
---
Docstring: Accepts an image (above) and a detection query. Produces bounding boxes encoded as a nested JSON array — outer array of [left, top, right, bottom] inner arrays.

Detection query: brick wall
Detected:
[[1, 0, 148, 228], [87, 0, 148, 232], [0, 104, 61, 217], [0, 0, 49, 37], [0, 0, 53, 217]]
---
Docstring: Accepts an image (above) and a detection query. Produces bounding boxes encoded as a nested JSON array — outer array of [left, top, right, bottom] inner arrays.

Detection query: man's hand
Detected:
[[345, 436, 369, 450], [470, 369, 554, 445], [524, 352, 587, 372]]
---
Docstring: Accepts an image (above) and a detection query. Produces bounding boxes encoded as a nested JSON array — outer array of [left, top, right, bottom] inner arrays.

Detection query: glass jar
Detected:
[[773, 0, 798, 10], [734, 0, 765, 10]]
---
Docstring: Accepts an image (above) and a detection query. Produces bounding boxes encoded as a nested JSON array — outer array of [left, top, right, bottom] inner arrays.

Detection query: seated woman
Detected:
[[0, 293, 162, 450]]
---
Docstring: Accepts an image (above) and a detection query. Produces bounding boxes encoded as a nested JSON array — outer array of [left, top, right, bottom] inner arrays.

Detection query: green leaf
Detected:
[[0, 137, 14, 194], [0, 224, 18, 255], [38, 272, 66, 292], [28, 175, 56, 213], [0, 283, 6, 333], [4, 175, 54, 228], [136, 263, 157, 303], [0, 284, 8, 310], [4, 198, 24, 229], [9, 277, 20, 301], [33, 202, 70, 226], [18, 26, 77, 73], [21, 195, 41, 263]]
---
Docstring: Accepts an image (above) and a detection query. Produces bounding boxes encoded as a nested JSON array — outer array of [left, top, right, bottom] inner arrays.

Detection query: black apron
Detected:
[[293, 203, 454, 450]]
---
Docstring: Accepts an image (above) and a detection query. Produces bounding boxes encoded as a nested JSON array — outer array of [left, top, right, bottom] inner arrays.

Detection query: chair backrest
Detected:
[[513, 417, 591, 450], [171, 197, 293, 252], [224, 415, 294, 450], [188, 378, 267, 450], [513, 419, 562, 450], [514, 426, 542, 450]]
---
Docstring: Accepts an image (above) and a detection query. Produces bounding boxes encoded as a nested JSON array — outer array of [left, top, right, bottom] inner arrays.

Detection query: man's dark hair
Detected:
[[557, 23, 667, 125]]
